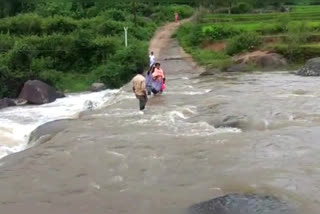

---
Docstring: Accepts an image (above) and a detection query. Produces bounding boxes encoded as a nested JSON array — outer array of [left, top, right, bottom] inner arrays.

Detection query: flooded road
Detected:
[[0, 23, 320, 214]]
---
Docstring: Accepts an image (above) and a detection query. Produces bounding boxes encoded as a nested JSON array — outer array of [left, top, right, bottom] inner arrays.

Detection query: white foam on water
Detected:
[[106, 150, 126, 159], [276, 94, 316, 98], [176, 122, 242, 137], [166, 89, 211, 95], [146, 109, 242, 137], [0, 89, 119, 159]]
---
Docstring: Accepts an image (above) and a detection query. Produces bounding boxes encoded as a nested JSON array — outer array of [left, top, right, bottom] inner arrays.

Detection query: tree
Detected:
[[132, 0, 137, 26]]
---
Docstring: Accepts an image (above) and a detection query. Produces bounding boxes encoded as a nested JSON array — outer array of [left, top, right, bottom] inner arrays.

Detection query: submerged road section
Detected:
[[0, 20, 320, 214]]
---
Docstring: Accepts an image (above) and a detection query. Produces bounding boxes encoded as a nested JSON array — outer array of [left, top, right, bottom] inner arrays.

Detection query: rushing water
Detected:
[[0, 40, 320, 214], [0, 89, 119, 159]]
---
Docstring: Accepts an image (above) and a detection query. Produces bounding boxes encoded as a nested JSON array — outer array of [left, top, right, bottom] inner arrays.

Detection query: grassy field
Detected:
[[177, 5, 320, 70]]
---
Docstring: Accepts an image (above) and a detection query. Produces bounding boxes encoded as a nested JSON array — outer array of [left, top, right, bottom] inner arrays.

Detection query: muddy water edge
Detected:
[[0, 24, 320, 214]]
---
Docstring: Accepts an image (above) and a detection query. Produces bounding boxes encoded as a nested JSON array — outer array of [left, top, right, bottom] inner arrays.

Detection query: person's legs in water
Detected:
[[152, 88, 159, 95], [136, 95, 148, 111], [147, 86, 152, 96]]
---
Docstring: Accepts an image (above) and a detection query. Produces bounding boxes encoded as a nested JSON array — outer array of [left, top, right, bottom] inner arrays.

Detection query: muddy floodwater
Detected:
[[0, 25, 320, 214]]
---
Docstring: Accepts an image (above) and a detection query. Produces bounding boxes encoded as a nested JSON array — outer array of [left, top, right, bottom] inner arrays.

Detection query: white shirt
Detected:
[[149, 55, 155, 66]]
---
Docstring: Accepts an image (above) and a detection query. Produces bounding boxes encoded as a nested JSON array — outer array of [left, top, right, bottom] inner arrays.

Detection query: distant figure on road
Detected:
[[132, 71, 148, 111], [149, 51, 155, 67], [174, 11, 179, 22]]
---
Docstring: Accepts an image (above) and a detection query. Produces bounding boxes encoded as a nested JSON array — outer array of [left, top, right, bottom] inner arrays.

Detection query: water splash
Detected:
[[0, 89, 119, 159]]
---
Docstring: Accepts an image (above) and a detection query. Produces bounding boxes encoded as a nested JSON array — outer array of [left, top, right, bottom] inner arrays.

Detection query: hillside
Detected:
[[177, 2, 320, 71], [0, 1, 193, 98]]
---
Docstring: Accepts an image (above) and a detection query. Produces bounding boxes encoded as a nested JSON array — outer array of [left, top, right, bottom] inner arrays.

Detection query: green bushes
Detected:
[[231, 2, 253, 14], [273, 21, 313, 62], [165, 5, 194, 19], [202, 25, 240, 41], [44, 16, 78, 34], [0, 14, 78, 35], [177, 23, 204, 47], [0, 34, 14, 53], [177, 22, 233, 69], [274, 44, 320, 62], [226, 32, 262, 55], [153, 5, 193, 23], [286, 21, 310, 43], [95, 41, 148, 88], [0, 66, 11, 97], [8, 42, 33, 71], [103, 9, 127, 21], [96, 20, 126, 35], [0, 14, 43, 35], [0, 4, 194, 98]]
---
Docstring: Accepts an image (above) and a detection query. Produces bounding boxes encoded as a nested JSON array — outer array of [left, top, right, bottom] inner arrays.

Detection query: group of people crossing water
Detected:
[[132, 51, 166, 111]]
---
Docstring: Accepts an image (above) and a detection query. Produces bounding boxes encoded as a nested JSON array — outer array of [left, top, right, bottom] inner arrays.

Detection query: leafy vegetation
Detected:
[[0, 1, 193, 98], [177, 2, 320, 71], [226, 32, 262, 55]]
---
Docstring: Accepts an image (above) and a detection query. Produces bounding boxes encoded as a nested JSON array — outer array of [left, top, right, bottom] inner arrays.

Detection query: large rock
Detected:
[[187, 194, 295, 214], [233, 51, 287, 68], [56, 91, 66, 98], [226, 64, 250, 72], [214, 115, 249, 129], [18, 80, 64, 105], [200, 69, 220, 76], [0, 98, 16, 109], [90, 83, 106, 92], [297, 57, 320, 76]]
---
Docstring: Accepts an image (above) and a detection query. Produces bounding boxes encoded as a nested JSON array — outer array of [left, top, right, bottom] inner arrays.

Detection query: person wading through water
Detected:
[[146, 64, 154, 96], [151, 62, 165, 95], [132, 70, 148, 111]]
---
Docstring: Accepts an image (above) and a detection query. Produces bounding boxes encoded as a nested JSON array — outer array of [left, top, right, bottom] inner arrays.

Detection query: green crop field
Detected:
[[177, 5, 320, 70]]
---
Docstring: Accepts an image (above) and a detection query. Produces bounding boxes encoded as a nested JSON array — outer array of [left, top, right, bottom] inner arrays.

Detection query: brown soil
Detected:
[[149, 18, 192, 59], [232, 50, 270, 63], [204, 41, 226, 52]]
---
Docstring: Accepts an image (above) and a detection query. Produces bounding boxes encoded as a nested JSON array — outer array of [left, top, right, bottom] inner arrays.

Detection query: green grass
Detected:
[[56, 73, 96, 92], [202, 5, 320, 24], [0, 3, 194, 98], [191, 49, 231, 67], [177, 5, 320, 70]]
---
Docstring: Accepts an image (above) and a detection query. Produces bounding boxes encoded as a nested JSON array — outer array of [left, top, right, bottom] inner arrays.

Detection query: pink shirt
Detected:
[[152, 68, 164, 81]]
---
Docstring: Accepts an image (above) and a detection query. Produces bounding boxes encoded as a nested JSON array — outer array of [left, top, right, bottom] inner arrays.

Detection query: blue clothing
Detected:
[[145, 70, 162, 95], [151, 80, 162, 94]]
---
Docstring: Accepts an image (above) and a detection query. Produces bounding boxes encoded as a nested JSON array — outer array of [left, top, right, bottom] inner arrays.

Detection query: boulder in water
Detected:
[[0, 98, 16, 109], [90, 83, 106, 92], [297, 57, 320, 76], [18, 80, 63, 105], [56, 91, 66, 98], [226, 64, 250, 72], [233, 51, 287, 68], [214, 115, 249, 129], [187, 194, 294, 214], [257, 53, 287, 68], [200, 69, 220, 76]]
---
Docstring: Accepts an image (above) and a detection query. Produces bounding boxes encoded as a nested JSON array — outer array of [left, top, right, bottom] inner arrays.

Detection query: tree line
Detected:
[[0, 0, 194, 18], [0, 0, 307, 18]]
